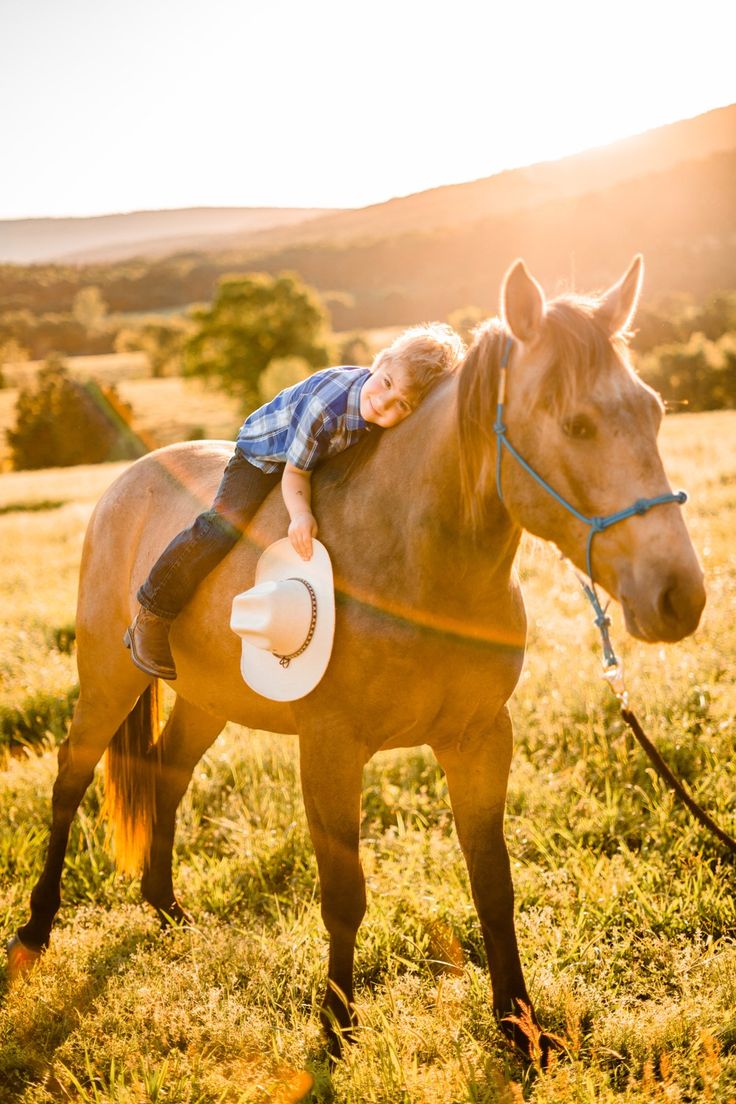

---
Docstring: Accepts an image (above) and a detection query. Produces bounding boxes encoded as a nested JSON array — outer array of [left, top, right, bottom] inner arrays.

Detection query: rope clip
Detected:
[[602, 658, 628, 708]]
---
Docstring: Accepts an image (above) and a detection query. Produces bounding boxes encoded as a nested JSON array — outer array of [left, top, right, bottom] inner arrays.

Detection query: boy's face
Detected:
[[360, 361, 417, 428]]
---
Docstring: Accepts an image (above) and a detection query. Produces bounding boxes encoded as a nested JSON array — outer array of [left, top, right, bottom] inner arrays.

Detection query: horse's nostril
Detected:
[[657, 575, 705, 635], [659, 583, 679, 623]]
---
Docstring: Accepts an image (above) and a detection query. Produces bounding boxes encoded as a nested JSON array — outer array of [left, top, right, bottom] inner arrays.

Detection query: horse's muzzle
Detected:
[[619, 563, 706, 643]]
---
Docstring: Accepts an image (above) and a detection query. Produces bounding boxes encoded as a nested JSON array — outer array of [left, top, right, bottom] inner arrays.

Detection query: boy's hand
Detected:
[[288, 511, 318, 561]]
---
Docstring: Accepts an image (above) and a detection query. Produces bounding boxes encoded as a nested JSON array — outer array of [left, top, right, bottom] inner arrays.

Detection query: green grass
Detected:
[[0, 412, 735, 1102]]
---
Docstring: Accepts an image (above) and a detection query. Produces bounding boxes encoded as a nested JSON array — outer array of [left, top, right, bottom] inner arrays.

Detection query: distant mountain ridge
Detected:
[[212, 103, 736, 256], [0, 206, 340, 265], [211, 149, 736, 328], [0, 104, 733, 329], [0, 104, 733, 267]]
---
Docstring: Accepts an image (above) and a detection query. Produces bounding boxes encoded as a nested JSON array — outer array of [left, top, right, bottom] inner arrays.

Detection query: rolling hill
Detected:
[[191, 148, 736, 328], [0, 104, 733, 328], [0, 206, 338, 265], [1, 104, 733, 269], [209, 103, 736, 256]]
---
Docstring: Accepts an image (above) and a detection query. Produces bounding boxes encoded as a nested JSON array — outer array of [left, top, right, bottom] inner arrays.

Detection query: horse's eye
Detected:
[[562, 414, 596, 440]]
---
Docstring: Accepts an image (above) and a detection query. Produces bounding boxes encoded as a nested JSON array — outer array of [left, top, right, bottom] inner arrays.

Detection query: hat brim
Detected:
[[233, 538, 335, 702]]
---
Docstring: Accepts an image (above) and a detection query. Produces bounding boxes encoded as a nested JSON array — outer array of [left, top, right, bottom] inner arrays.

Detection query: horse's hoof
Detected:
[[323, 1019, 351, 1063], [6, 934, 43, 982], [500, 1004, 563, 1068], [537, 1031, 564, 1070], [157, 901, 192, 929], [321, 1003, 358, 1061]]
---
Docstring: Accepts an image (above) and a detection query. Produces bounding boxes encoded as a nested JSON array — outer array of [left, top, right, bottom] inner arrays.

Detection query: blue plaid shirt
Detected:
[[236, 366, 372, 473]]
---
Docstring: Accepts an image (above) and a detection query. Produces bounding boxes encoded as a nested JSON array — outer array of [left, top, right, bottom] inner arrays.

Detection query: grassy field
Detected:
[[0, 411, 735, 1102]]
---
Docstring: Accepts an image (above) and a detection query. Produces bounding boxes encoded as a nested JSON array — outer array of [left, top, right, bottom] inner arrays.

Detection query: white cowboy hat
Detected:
[[230, 538, 335, 702]]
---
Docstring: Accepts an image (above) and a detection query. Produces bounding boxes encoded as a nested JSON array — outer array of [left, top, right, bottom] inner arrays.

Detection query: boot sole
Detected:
[[123, 628, 177, 681]]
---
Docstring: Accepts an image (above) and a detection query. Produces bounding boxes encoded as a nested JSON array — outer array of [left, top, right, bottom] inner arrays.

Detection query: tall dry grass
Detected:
[[0, 411, 734, 1102]]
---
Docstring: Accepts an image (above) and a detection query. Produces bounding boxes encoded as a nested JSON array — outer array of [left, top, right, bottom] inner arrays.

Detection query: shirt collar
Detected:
[[346, 368, 371, 428]]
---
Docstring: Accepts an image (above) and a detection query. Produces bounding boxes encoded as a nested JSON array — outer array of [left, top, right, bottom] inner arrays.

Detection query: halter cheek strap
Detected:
[[492, 335, 687, 673]]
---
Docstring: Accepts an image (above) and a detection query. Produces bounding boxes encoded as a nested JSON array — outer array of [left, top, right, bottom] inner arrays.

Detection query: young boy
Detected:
[[125, 323, 464, 680]]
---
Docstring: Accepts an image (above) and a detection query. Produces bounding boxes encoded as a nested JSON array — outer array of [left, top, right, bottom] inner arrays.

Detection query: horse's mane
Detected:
[[457, 294, 632, 530]]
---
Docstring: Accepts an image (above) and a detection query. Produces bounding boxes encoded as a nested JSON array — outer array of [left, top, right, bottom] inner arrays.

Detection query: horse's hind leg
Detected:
[[11, 672, 149, 967], [141, 697, 225, 926], [298, 724, 368, 1056]]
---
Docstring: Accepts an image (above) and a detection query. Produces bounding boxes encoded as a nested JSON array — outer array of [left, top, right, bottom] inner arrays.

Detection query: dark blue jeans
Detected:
[[137, 449, 282, 620]]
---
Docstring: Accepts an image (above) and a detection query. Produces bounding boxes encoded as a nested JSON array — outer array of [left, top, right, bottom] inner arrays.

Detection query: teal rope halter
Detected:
[[493, 336, 687, 677]]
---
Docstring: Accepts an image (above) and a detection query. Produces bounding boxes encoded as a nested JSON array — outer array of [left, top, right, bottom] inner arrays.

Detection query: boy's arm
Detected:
[[282, 462, 318, 561]]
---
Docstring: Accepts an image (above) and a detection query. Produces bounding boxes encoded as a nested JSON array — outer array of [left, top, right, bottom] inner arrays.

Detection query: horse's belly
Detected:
[[174, 675, 297, 734]]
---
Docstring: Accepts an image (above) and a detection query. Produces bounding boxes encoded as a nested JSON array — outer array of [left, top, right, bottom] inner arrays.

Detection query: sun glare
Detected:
[[0, 0, 734, 216]]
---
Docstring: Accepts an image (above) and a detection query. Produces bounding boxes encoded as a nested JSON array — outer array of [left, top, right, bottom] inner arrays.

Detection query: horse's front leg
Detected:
[[435, 707, 544, 1060], [298, 723, 368, 1056]]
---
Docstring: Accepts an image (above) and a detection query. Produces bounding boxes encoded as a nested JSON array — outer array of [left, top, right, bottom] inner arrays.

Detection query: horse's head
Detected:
[[458, 257, 705, 643]]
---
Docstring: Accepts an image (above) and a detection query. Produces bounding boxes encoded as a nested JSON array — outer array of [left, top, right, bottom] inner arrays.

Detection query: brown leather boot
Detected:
[[123, 607, 177, 680]]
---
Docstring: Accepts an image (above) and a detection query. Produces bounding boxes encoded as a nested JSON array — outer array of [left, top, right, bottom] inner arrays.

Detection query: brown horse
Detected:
[[9, 257, 705, 1056]]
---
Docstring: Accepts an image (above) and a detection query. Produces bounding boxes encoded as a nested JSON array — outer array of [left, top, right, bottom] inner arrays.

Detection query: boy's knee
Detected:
[[197, 509, 241, 545]]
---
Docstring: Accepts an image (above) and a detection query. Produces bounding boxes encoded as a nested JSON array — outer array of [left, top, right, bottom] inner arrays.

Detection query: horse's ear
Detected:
[[502, 260, 545, 342], [596, 255, 644, 335]]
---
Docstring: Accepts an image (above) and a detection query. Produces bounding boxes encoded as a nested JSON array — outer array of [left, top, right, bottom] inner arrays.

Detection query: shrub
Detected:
[[638, 332, 736, 412], [6, 356, 147, 470]]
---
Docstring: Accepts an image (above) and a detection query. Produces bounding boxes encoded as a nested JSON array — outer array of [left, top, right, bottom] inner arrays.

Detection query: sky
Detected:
[[1, 0, 734, 220]]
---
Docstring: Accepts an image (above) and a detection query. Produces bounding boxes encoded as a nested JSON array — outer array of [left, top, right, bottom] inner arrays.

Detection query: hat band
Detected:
[[273, 578, 318, 668]]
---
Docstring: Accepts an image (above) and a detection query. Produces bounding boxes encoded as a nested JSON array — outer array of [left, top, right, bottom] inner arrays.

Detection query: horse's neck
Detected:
[[410, 389, 520, 596], [324, 380, 521, 610]]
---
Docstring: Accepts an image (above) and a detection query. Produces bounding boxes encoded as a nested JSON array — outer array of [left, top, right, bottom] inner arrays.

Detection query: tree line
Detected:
[[3, 271, 735, 471], [3, 274, 331, 470], [1, 148, 734, 341]]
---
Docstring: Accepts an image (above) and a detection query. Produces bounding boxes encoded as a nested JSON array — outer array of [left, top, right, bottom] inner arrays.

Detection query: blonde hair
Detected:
[[372, 323, 465, 402]]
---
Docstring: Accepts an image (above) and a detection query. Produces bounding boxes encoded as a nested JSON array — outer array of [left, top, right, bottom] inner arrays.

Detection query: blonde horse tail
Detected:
[[104, 682, 162, 876]]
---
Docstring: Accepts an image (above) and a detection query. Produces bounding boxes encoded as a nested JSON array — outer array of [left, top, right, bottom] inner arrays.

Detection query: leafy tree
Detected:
[[0, 338, 30, 387], [72, 286, 108, 332], [447, 305, 486, 345], [182, 272, 330, 413], [638, 332, 736, 412], [7, 357, 145, 469], [115, 318, 189, 377], [337, 332, 372, 366], [0, 337, 30, 366], [631, 305, 687, 354], [689, 292, 736, 342], [258, 357, 312, 405]]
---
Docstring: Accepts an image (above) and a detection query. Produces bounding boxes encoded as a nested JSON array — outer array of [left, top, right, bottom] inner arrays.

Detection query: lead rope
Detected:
[[494, 335, 736, 856], [586, 592, 736, 855]]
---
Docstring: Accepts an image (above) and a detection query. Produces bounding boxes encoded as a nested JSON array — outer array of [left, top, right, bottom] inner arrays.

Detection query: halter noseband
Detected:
[[492, 335, 687, 670]]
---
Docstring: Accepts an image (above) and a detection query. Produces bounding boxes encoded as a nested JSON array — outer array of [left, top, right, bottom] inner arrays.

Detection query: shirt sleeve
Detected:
[[285, 396, 335, 471]]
